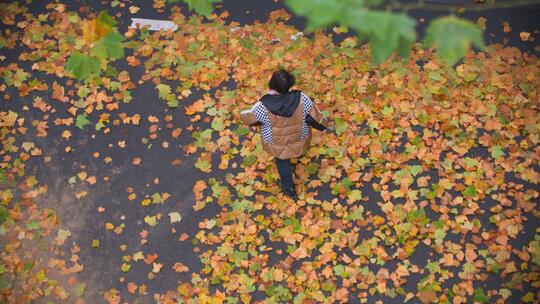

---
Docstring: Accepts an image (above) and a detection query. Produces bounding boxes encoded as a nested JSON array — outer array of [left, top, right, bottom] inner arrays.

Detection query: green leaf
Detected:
[[424, 16, 485, 66], [151, 193, 165, 204], [155, 83, 179, 107], [98, 10, 117, 27], [409, 165, 423, 177], [95, 120, 105, 131], [0, 206, 8, 225], [343, 10, 416, 64], [211, 117, 225, 131], [463, 185, 477, 197], [76, 114, 91, 129], [491, 145, 505, 159], [65, 52, 101, 80], [242, 155, 257, 167], [91, 31, 124, 61], [167, 99, 179, 108], [121, 263, 131, 272], [91, 41, 108, 61], [433, 220, 445, 230], [286, 0, 418, 66], [381, 105, 393, 117], [333, 264, 346, 277], [348, 205, 364, 220], [183, 0, 222, 17], [473, 288, 490, 304], [0, 278, 12, 290], [235, 126, 249, 137], [334, 117, 347, 135], [144, 215, 158, 226], [72, 283, 85, 297], [348, 189, 363, 202], [286, 0, 345, 30], [463, 157, 479, 168], [306, 163, 319, 175]]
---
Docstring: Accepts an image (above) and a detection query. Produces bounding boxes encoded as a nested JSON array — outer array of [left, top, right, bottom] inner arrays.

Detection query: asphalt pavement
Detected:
[[2, 0, 539, 302]]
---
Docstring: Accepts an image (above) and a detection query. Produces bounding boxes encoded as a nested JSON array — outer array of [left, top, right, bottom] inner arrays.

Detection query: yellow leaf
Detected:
[[129, 6, 140, 14], [82, 19, 97, 44], [152, 262, 163, 273], [133, 251, 144, 261], [121, 263, 131, 272], [0, 111, 18, 127], [144, 215, 158, 226]]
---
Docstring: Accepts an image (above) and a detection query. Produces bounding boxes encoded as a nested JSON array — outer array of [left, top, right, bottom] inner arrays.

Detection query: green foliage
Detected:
[[286, 0, 416, 64], [0, 206, 8, 224], [170, 0, 222, 17], [97, 10, 117, 27], [65, 10, 125, 81], [75, 114, 91, 129], [349, 11, 416, 64], [473, 288, 490, 304], [424, 16, 485, 66], [65, 52, 101, 80], [285, 0, 485, 65], [463, 185, 477, 197], [91, 31, 124, 61], [286, 0, 354, 30], [491, 145, 505, 159], [156, 83, 179, 107]]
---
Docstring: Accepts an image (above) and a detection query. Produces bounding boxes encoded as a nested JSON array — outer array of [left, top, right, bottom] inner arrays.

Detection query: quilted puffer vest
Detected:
[[263, 100, 311, 159]]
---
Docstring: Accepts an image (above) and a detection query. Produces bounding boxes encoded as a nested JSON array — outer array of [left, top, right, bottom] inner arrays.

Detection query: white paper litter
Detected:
[[290, 32, 303, 41], [130, 18, 178, 31]]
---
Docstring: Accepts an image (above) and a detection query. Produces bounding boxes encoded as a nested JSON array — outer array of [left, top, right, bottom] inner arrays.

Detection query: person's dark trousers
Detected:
[[275, 158, 296, 197]]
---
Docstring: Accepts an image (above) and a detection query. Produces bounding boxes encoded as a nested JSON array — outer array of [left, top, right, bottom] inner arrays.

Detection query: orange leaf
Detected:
[[184, 100, 205, 115], [192, 180, 207, 200], [172, 262, 189, 273], [144, 253, 158, 265], [172, 128, 182, 138], [127, 282, 137, 294]]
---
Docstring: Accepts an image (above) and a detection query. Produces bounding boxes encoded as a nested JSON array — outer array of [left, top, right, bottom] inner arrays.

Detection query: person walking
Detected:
[[241, 69, 329, 199]]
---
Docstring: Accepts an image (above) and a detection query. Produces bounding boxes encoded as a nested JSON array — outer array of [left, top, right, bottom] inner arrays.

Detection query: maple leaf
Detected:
[[126, 282, 137, 294], [75, 114, 91, 129], [0, 110, 18, 127], [56, 229, 71, 243], [156, 83, 178, 107], [172, 262, 189, 273], [185, 99, 206, 115], [424, 16, 485, 65], [183, 0, 222, 17], [144, 215, 158, 226], [91, 31, 125, 61], [66, 52, 101, 80], [473, 288, 490, 303], [168, 212, 182, 223]]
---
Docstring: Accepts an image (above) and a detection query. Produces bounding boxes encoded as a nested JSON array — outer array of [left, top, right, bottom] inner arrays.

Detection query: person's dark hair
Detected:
[[268, 69, 295, 94]]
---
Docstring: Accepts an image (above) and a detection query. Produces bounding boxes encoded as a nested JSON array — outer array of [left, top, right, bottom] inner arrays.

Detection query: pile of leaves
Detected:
[[0, 1, 538, 303]]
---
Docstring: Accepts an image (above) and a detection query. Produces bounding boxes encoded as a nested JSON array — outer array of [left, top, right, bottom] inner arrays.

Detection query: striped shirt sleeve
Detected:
[[251, 101, 273, 144], [301, 92, 313, 140]]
